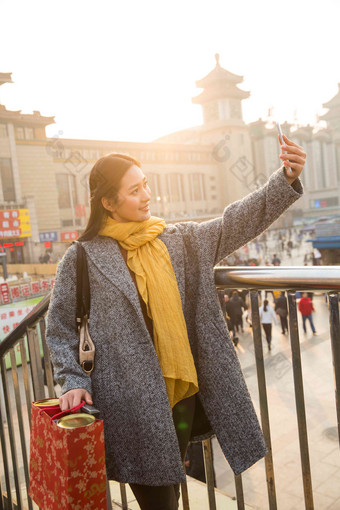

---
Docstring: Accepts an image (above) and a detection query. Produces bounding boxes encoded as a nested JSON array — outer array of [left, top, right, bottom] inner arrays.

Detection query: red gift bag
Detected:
[[29, 399, 107, 510]]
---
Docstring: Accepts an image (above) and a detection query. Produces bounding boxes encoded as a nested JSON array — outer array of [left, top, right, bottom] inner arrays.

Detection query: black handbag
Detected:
[[74, 241, 95, 374]]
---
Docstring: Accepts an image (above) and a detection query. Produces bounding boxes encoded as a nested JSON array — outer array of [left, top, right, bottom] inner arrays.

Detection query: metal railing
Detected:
[[0, 266, 339, 510]]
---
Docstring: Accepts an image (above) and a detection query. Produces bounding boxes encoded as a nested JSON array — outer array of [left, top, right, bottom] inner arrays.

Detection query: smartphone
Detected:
[[276, 122, 292, 174], [81, 403, 100, 417]]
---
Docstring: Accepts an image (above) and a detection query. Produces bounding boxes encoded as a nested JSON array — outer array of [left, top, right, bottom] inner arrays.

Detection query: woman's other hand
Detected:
[[59, 388, 93, 411], [278, 134, 306, 185]]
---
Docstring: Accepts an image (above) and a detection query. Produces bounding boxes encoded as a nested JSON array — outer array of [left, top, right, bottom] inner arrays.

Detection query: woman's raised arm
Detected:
[[176, 136, 306, 267]]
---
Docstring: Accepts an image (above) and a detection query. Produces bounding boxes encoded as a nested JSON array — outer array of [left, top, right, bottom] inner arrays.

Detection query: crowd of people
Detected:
[[217, 287, 317, 351]]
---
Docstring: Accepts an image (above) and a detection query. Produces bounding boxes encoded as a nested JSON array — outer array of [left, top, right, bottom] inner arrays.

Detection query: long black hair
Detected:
[[263, 299, 268, 312], [78, 153, 141, 241]]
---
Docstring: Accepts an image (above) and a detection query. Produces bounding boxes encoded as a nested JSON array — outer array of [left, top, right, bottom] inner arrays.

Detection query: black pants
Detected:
[[129, 394, 196, 510], [262, 323, 272, 346], [279, 315, 288, 333]]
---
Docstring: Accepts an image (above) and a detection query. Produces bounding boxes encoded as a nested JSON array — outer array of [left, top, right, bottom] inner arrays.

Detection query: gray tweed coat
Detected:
[[46, 166, 303, 485]]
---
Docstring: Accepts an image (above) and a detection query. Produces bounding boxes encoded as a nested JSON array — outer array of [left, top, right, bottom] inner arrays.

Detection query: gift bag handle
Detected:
[[49, 399, 86, 423]]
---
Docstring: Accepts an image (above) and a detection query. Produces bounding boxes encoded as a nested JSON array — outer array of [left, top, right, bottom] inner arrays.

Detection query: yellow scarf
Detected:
[[99, 215, 199, 409]]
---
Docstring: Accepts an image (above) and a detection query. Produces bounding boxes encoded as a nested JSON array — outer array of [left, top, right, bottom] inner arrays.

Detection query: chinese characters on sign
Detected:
[[0, 304, 35, 341], [0, 209, 32, 239], [61, 231, 78, 242], [4, 279, 55, 303], [39, 232, 58, 242], [0, 283, 10, 304]]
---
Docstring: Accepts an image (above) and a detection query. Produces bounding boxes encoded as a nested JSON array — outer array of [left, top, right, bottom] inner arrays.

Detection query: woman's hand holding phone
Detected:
[[277, 132, 307, 185]]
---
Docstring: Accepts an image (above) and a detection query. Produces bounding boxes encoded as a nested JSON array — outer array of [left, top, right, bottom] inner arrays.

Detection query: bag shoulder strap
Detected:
[[74, 241, 91, 332]]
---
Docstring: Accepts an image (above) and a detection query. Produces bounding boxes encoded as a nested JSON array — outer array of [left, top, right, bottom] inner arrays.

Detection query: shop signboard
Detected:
[[39, 232, 58, 242], [0, 209, 31, 238], [61, 231, 78, 242]]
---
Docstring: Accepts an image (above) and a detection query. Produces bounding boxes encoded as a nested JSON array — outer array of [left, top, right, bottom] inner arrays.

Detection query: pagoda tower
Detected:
[[320, 83, 340, 140], [193, 55, 254, 203], [192, 54, 250, 133]]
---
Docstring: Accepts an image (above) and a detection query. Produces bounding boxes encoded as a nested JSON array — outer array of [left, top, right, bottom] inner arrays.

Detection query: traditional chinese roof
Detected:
[[320, 84, 340, 122], [0, 73, 13, 86], [322, 83, 340, 109], [192, 54, 250, 104], [0, 104, 55, 126]]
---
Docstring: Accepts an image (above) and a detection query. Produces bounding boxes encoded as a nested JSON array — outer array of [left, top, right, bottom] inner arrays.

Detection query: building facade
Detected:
[[0, 60, 339, 264]]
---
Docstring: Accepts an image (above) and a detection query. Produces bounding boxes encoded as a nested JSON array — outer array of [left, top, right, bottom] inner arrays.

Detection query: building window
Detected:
[[203, 101, 219, 123], [82, 173, 90, 206], [61, 219, 74, 227], [0, 124, 7, 138], [24, 127, 34, 140], [15, 127, 25, 140], [190, 173, 206, 201], [218, 99, 230, 120], [0, 158, 16, 202], [148, 173, 161, 204], [314, 141, 326, 189], [167, 173, 184, 202], [56, 174, 77, 209], [230, 100, 242, 119]]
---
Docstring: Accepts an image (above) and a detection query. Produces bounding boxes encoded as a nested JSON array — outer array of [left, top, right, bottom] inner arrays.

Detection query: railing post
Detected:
[[328, 292, 340, 444], [119, 483, 128, 510], [10, 349, 33, 510], [250, 290, 277, 510], [19, 337, 33, 427], [287, 291, 314, 510], [0, 372, 12, 510], [234, 474, 245, 510], [39, 318, 56, 398], [202, 438, 217, 510], [1, 357, 23, 509], [180, 479, 190, 510], [26, 326, 45, 401]]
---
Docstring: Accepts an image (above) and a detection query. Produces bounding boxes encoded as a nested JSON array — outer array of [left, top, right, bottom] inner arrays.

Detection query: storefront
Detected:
[[0, 209, 31, 264]]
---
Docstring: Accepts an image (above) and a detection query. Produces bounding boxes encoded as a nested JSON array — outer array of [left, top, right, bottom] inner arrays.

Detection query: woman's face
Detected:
[[102, 165, 152, 222]]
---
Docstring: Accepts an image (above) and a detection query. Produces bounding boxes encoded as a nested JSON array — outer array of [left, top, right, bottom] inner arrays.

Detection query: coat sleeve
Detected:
[[176, 166, 303, 267], [46, 243, 92, 396]]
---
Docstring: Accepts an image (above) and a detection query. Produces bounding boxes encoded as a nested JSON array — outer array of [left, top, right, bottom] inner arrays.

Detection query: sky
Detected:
[[0, 0, 339, 143]]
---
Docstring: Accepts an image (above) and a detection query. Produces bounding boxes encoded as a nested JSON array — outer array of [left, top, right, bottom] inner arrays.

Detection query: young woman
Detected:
[[259, 299, 278, 350], [46, 135, 306, 510]]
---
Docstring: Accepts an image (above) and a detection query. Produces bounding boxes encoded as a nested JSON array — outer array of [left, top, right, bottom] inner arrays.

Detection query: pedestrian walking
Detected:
[[298, 292, 317, 335], [228, 290, 247, 336], [46, 134, 306, 509], [259, 299, 277, 350], [271, 253, 281, 266], [274, 291, 289, 334], [225, 294, 239, 346]]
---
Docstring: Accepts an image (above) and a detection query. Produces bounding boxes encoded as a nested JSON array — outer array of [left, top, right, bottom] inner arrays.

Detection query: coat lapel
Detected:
[[82, 230, 186, 316], [82, 236, 143, 320]]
